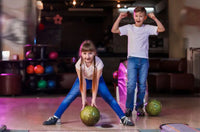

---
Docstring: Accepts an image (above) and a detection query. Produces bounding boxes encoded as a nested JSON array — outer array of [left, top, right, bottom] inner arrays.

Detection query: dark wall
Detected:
[[60, 16, 105, 53], [37, 8, 113, 56]]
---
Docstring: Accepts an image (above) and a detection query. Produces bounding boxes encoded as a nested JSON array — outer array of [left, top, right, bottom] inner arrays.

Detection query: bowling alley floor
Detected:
[[0, 94, 200, 132]]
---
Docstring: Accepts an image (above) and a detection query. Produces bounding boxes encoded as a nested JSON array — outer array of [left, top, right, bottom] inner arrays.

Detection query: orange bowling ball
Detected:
[[34, 65, 44, 74], [26, 65, 35, 74]]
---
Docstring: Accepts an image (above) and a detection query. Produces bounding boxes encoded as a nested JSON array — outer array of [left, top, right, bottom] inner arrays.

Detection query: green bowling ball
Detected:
[[145, 99, 162, 116], [37, 80, 47, 89], [80, 106, 100, 126]]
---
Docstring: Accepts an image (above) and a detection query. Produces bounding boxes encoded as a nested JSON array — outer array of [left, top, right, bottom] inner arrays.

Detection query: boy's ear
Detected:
[[144, 16, 147, 20]]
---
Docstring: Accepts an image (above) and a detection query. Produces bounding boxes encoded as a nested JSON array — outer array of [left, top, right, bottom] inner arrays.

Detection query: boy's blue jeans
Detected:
[[126, 57, 149, 111], [54, 76, 125, 119]]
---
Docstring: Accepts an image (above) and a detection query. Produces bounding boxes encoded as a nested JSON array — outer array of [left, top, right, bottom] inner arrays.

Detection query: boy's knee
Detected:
[[127, 81, 137, 88]]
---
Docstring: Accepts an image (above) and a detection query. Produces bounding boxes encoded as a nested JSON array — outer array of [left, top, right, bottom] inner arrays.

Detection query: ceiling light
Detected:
[[80, 2, 84, 6], [72, 0, 76, 6], [119, 7, 155, 13], [117, 4, 121, 8], [36, 0, 43, 10]]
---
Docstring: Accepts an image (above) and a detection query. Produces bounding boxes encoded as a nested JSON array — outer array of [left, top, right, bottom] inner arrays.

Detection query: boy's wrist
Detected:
[[118, 16, 122, 20], [152, 17, 157, 21]]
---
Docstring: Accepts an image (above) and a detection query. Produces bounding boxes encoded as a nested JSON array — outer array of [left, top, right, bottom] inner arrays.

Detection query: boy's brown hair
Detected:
[[134, 6, 147, 15]]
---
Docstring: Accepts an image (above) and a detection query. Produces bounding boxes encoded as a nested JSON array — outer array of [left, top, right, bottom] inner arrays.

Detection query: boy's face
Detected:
[[133, 11, 146, 27]]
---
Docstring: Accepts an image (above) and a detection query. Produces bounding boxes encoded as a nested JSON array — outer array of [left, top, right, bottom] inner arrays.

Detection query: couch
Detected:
[[148, 58, 195, 93]]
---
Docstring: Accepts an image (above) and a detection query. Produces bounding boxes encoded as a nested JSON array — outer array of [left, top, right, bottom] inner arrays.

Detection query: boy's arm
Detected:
[[148, 13, 165, 33], [111, 12, 127, 34], [76, 68, 87, 109], [91, 69, 102, 107]]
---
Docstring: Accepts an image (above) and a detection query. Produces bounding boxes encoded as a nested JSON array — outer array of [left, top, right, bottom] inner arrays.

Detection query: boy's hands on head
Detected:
[[148, 12, 165, 32], [119, 12, 128, 19], [148, 13, 156, 20]]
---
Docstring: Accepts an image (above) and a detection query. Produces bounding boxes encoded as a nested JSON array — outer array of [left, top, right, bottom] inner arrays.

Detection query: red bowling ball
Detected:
[[26, 65, 35, 74], [113, 70, 118, 79], [34, 65, 44, 74], [25, 50, 35, 59], [48, 51, 58, 59]]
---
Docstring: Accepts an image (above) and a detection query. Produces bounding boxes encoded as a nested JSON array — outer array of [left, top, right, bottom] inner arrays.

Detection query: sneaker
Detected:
[[125, 109, 132, 117], [136, 108, 145, 116], [43, 116, 61, 125], [120, 116, 134, 126]]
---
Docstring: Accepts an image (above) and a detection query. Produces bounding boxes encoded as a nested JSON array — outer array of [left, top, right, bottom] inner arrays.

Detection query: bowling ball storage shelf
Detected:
[[23, 44, 58, 93]]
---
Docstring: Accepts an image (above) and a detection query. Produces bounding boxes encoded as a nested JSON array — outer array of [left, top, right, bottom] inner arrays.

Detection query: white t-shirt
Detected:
[[75, 56, 104, 80], [119, 24, 158, 58]]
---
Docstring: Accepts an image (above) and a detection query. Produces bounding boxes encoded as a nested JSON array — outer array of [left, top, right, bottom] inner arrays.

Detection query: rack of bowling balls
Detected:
[[25, 64, 57, 90], [25, 44, 58, 60], [24, 44, 58, 92]]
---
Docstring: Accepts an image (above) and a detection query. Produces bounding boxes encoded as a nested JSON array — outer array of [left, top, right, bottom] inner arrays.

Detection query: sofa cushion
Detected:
[[169, 73, 194, 92], [148, 73, 170, 93], [160, 59, 180, 73], [149, 58, 161, 72]]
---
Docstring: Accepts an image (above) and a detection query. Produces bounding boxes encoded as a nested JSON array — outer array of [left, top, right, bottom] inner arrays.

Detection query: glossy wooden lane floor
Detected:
[[0, 95, 200, 132]]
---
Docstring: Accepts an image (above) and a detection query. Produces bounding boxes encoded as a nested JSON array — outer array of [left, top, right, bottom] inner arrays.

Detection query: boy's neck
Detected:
[[135, 24, 143, 27]]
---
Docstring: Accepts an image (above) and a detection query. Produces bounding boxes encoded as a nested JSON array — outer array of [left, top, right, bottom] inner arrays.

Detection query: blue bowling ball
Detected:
[[45, 66, 54, 74], [48, 80, 56, 88]]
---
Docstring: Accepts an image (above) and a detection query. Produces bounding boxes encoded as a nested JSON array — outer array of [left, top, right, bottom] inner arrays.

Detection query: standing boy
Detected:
[[111, 6, 165, 117]]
